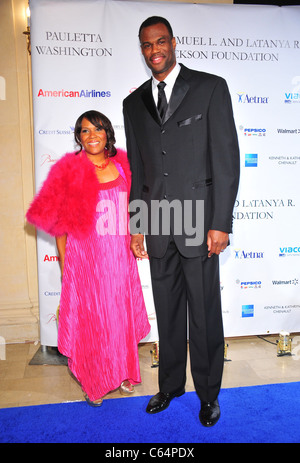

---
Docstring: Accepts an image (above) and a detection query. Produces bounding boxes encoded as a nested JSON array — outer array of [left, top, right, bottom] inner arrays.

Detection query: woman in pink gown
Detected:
[[27, 110, 150, 406]]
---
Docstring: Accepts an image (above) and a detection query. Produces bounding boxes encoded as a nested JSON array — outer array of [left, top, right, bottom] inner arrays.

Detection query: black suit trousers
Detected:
[[149, 238, 224, 403]]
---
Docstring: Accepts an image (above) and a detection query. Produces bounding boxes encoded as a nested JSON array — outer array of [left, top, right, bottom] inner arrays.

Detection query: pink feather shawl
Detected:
[[26, 148, 131, 239]]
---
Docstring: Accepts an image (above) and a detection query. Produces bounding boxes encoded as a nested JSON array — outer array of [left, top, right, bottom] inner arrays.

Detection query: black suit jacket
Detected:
[[123, 64, 240, 258]]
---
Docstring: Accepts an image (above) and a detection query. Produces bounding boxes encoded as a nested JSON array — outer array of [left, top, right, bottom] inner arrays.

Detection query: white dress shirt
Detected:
[[152, 63, 181, 105]]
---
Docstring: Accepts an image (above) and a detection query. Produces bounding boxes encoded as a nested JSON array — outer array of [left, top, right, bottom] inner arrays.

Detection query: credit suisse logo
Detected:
[[39, 126, 74, 136]]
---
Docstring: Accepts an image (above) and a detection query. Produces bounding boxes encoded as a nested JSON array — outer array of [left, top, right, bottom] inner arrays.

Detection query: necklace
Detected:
[[94, 157, 109, 170]]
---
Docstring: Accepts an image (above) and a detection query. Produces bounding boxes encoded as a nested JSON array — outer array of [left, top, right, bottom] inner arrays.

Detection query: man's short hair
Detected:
[[138, 16, 173, 40]]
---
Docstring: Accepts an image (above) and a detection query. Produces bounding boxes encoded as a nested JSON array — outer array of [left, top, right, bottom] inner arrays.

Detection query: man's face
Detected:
[[140, 23, 176, 81]]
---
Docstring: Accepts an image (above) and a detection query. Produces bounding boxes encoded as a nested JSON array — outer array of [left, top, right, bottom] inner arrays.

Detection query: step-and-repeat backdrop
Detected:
[[29, 0, 300, 346]]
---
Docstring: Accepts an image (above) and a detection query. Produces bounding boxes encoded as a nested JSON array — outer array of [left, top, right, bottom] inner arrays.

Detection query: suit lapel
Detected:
[[164, 73, 189, 124], [141, 80, 161, 125], [141, 65, 191, 125]]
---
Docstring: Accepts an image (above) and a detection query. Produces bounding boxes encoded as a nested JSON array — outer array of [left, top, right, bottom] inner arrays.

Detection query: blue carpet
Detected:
[[1, 382, 300, 444]]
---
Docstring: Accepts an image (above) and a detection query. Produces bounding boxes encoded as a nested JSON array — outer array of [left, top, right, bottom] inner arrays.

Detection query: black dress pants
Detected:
[[149, 238, 224, 403]]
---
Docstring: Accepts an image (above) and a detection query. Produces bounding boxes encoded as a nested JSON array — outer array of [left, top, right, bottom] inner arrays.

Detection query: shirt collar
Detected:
[[152, 62, 181, 92]]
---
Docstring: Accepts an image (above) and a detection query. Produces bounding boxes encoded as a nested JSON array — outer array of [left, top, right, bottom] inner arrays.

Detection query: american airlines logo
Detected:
[[37, 89, 111, 98]]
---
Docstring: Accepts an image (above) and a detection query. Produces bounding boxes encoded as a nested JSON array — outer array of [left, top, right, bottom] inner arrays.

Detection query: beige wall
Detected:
[[0, 0, 233, 344], [0, 0, 38, 343]]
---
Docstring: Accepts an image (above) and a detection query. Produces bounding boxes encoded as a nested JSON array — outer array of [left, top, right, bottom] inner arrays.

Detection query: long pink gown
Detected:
[[57, 173, 150, 401]]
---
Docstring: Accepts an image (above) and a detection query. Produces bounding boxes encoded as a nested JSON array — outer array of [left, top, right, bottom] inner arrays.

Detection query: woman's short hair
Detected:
[[74, 110, 117, 156]]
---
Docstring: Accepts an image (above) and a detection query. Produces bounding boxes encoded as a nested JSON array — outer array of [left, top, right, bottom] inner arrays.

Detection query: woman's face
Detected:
[[80, 117, 107, 157]]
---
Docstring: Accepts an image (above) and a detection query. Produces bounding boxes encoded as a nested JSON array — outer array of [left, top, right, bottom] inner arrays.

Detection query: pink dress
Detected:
[[57, 172, 150, 401]]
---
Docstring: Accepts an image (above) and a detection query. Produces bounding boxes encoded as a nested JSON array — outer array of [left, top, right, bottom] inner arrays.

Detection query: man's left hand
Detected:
[[207, 230, 229, 258]]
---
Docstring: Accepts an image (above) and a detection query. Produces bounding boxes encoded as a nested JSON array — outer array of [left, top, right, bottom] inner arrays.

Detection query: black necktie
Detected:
[[157, 81, 167, 120]]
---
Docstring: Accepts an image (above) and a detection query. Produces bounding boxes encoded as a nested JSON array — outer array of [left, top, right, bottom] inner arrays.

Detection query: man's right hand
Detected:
[[130, 234, 148, 259]]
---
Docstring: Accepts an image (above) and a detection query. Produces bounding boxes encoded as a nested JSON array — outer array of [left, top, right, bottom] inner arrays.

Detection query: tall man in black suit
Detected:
[[123, 16, 239, 427]]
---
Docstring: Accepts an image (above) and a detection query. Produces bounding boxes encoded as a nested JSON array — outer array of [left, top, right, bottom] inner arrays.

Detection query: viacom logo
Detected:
[[279, 246, 300, 257], [284, 76, 300, 104], [284, 92, 300, 104]]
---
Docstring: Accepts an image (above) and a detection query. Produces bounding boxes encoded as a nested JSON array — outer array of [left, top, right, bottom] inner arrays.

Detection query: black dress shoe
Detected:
[[146, 390, 185, 414], [199, 399, 220, 427]]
